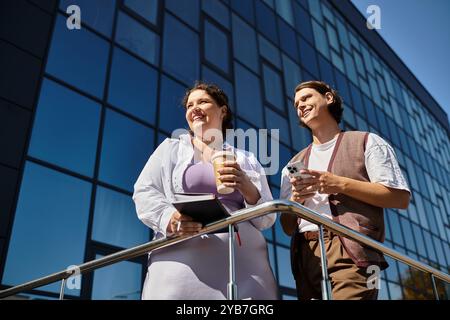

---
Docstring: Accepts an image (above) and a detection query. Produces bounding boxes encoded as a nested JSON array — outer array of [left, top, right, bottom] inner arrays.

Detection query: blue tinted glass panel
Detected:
[[325, 22, 339, 51], [349, 83, 365, 117], [232, 14, 259, 73], [202, 0, 230, 29], [202, 65, 235, 109], [318, 54, 336, 87], [60, 0, 116, 37], [277, 246, 296, 288], [46, 14, 109, 98], [343, 50, 358, 85], [278, 18, 298, 61], [165, 0, 199, 30], [311, 19, 329, 58], [258, 34, 281, 69], [262, 64, 284, 112], [115, 11, 160, 65], [265, 107, 290, 145], [362, 95, 379, 129], [282, 54, 302, 97], [3, 162, 91, 295], [275, 0, 294, 26], [29, 79, 100, 177], [204, 21, 229, 74], [298, 36, 319, 77], [308, 0, 323, 24], [99, 110, 155, 192], [158, 76, 189, 134], [334, 70, 352, 107], [230, 0, 255, 24], [288, 100, 311, 151], [124, 0, 158, 25], [92, 186, 150, 248], [293, 2, 314, 44], [163, 14, 199, 84], [92, 255, 142, 300], [108, 48, 158, 124], [234, 62, 263, 127], [255, 0, 278, 45], [269, 143, 292, 186], [335, 18, 350, 51]]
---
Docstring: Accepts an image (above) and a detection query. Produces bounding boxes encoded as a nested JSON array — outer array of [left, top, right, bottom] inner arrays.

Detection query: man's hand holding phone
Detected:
[[286, 161, 318, 203]]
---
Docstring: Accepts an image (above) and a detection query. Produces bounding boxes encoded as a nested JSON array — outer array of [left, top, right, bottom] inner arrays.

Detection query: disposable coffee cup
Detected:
[[211, 150, 236, 194]]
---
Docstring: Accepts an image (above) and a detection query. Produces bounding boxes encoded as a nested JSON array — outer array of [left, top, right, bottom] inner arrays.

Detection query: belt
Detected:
[[300, 229, 335, 241]]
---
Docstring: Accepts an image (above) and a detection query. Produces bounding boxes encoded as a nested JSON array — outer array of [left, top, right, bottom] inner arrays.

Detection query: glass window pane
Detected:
[[330, 50, 345, 73], [165, 0, 199, 30], [263, 64, 284, 111], [308, 0, 323, 24], [232, 14, 259, 73], [158, 75, 189, 133], [293, 2, 314, 44], [258, 34, 281, 69], [204, 20, 230, 74], [163, 14, 199, 85], [108, 48, 158, 124], [124, 0, 158, 25], [298, 36, 319, 77], [325, 22, 339, 52], [255, 0, 278, 45], [92, 255, 143, 300], [288, 99, 311, 151], [60, 0, 116, 37], [234, 62, 263, 127], [278, 17, 298, 61], [275, 0, 294, 26], [92, 186, 150, 248], [99, 110, 155, 192], [29, 79, 101, 177], [343, 49, 358, 85], [115, 11, 160, 66], [3, 162, 91, 295], [282, 54, 302, 97], [318, 54, 336, 88], [46, 14, 109, 98], [312, 19, 330, 58], [202, 65, 235, 109], [277, 246, 296, 288], [202, 0, 230, 29], [265, 106, 290, 145], [335, 18, 350, 51], [230, 0, 255, 24]]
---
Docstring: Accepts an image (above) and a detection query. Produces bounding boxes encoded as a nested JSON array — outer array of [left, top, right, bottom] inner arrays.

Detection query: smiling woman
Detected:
[[132, 81, 278, 300]]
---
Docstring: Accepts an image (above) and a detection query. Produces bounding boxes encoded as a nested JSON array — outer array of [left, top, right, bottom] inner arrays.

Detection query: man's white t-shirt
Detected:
[[280, 133, 410, 233]]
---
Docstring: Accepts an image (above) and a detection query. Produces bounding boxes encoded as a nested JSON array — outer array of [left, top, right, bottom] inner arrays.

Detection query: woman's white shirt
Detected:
[[133, 133, 275, 240]]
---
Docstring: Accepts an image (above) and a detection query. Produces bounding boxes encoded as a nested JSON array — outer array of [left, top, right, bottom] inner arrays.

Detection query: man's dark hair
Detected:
[[182, 81, 234, 137], [294, 80, 343, 127]]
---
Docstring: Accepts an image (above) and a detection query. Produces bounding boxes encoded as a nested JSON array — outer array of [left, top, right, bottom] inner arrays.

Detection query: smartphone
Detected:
[[286, 161, 311, 179]]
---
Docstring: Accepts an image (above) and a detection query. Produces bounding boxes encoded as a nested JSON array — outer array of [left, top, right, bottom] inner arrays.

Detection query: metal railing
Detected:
[[0, 200, 449, 300]]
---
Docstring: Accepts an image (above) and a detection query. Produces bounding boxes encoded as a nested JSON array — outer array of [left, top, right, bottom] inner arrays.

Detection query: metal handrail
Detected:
[[0, 199, 449, 299]]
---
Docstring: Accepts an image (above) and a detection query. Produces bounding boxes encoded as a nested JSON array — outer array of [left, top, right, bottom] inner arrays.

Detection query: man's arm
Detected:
[[296, 169, 410, 209]]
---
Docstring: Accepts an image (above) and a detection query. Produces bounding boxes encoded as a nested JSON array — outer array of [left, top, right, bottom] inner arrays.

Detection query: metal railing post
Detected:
[[318, 225, 332, 300], [59, 278, 66, 300], [430, 274, 440, 300], [227, 224, 238, 300]]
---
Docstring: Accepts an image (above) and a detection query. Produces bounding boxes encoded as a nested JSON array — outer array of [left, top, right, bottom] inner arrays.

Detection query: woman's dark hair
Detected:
[[182, 81, 234, 137], [294, 80, 343, 127]]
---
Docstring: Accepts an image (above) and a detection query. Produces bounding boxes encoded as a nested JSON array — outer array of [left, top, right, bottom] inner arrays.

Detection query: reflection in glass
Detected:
[[158, 75, 188, 134], [115, 11, 160, 65], [29, 79, 101, 177], [204, 21, 229, 74], [232, 14, 259, 74], [46, 14, 109, 98], [234, 62, 263, 127], [166, 0, 199, 30], [108, 47, 158, 124], [99, 109, 155, 192], [3, 162, 91, 296], [92, 186, 150, 248], [60, 0, 116, 37], [92, 255, 143, 300], [124, 0, 158, 25], [263, 64, 284, 112], [163, 14, 199, 85]]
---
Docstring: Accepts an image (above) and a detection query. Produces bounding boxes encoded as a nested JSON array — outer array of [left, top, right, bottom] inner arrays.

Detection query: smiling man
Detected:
[[280, 80, 411, 300]]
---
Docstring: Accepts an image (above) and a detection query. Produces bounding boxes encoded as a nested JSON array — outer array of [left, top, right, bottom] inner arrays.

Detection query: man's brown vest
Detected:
[[285, 131, 388, 270]]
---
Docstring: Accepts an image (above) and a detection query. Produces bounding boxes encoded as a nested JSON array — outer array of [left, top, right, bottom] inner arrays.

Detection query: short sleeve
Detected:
[[364, 133, 410, 193]]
